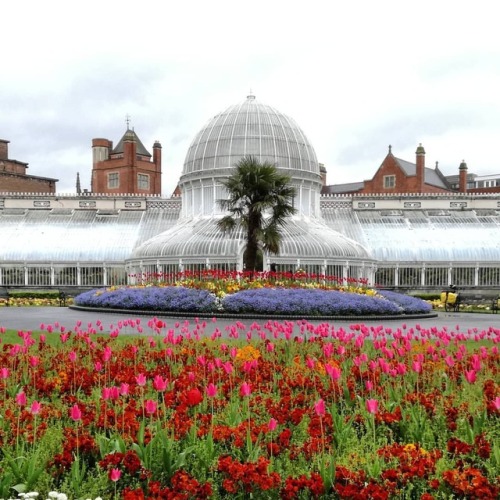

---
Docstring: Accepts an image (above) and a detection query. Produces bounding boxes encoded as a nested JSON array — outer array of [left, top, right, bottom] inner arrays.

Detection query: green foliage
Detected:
[[217, 155, 296, 271], [8, 290, 64, 299]]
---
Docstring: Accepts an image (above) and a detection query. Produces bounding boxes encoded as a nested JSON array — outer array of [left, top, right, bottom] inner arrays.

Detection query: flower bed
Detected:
[[74, 284, 432, 317], [0, 319, 498, 498]]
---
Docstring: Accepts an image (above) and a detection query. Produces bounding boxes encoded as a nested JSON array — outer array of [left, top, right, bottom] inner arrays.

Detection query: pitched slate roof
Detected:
[[394, 157, 451, 190], [112, 129, 152, 157]]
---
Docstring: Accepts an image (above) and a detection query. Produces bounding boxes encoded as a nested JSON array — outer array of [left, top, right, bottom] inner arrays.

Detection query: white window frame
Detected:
[[383, 175, 396, 189], [138, 173, 150, 190], [107, 172, 119, 189]]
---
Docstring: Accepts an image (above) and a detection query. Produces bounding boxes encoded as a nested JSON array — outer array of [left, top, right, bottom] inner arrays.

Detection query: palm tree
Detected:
[[217, 155, 297, 272]]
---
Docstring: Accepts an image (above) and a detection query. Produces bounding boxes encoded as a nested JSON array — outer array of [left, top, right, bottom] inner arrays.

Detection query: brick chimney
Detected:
[[0, 139, 9, 160], [153, 140, 162, 194], [415, 143, 425, 192], [459, 160, 468, 193]]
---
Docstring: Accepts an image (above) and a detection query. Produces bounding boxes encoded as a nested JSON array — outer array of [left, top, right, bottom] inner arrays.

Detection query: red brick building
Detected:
[[91, 129, 162, 194], [322, 144, 500, 195], [0, 139, 58, 193]]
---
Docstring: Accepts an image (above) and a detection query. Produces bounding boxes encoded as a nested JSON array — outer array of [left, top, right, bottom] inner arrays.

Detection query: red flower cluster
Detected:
[[122, 470, 212, 499], [442, 467, 498, 499], [217, 455, 281, 493], [98, 450, 144, 477], [281, 472, 324, 499]]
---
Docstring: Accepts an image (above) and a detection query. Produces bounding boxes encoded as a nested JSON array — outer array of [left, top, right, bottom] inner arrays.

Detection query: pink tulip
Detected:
[[135, 373, 147, 387], [29, 356, 39, 367], [396, 363, 407, 375], [30, 400, 42, 415], [412, 361, 422, 374], [268, 417, 278, 432], [0, 367, 9, 379], [223, 362, 233, 375], [366, 399, 379, 414], [109, 468, 121, 482], [305, 357, 315, 369], [94, 361, 103, 372], [314, 398, 326, 417], [70, 404, 82, 422], [240, 382, 251, 397], [325, 364, 341, 381], [365, 380, 374, 391], [15, 391, 27, 406], [492, 397, 500, 411], [153, 375, 168, 392], [444, 355, 454, 367], [144, 399, 157, 415], [464, 370, 477, 384], [206, 383, 217, 398], [103, 346, 112, 362], [102, 387, 112, 401], [68, 351, 77, 363], [120, 383, 130, 396]]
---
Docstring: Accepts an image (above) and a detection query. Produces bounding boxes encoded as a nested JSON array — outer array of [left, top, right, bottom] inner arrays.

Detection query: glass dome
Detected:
[[182, 94, 319, 178], [129, 95, 374, 273], [180, 94, 324, 219]]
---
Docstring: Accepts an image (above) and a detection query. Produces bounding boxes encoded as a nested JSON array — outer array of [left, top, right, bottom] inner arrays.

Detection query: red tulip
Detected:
[[186, 388, 203, 406]]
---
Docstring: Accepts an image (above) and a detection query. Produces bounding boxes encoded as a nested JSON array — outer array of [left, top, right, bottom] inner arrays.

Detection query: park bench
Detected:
[[58, 290, 67, 307], [440, 290, 461, 312]]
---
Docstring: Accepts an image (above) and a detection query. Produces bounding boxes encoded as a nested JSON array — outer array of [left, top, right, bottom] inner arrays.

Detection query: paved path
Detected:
[[1, 307, 499, 337]]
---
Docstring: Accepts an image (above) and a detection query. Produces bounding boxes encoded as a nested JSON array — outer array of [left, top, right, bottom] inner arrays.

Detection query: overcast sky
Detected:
[[2, 0, 499, 196]]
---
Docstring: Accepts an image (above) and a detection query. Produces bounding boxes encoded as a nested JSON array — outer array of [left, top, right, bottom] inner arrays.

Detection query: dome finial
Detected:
[[388, 144, 392, 154], [125, 113, 131, 130], [247, 89, 255, 100]]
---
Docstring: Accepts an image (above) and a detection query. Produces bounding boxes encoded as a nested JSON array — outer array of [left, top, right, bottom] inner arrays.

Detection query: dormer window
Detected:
[[384, 175, 396, 189]]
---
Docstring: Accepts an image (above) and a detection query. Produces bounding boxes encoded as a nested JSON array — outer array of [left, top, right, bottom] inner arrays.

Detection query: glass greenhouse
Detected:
[[2, 94, 500, 291]]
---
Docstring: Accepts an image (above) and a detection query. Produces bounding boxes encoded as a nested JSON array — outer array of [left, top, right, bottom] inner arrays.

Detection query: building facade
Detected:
[[0, 139, 58, 193], [91, 129, 162, 195], [323, 144, 500, 196]]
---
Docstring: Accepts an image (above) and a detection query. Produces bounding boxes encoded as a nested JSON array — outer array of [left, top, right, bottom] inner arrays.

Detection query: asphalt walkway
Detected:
[[1, 307, 499, 338]]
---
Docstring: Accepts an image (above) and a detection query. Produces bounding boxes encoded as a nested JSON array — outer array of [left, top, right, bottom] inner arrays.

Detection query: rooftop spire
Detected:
[[76, 172, 81, 194], [125, 114, 131, 130]]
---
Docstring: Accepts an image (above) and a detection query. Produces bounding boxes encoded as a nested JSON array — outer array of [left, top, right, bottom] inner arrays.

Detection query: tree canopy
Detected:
[[217, 156, 297, 271]]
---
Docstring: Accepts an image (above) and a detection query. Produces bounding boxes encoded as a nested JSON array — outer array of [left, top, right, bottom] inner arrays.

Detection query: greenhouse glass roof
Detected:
[[182, 94, 319, 179]]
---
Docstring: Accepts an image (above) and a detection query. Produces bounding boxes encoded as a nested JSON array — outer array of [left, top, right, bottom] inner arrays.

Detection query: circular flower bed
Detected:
[[74, 285, 432, 317]]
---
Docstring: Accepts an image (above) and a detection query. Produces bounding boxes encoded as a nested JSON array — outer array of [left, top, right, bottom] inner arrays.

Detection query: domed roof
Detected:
[[182, 94, 319, 179]]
